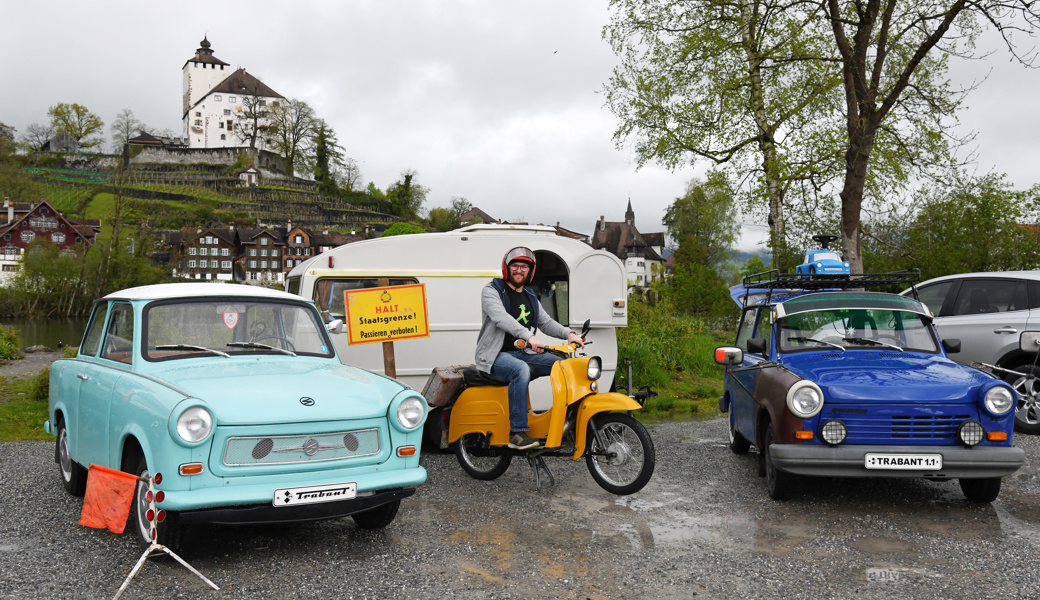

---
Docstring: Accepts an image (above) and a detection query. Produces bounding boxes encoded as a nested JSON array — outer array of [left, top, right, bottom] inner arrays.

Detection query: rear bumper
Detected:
[[177, 487, 415, 526], [770, 444, 1025, 479]]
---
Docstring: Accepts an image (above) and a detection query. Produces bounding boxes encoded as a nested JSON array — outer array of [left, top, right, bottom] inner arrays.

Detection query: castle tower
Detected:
[[182, 36, 230, 116]]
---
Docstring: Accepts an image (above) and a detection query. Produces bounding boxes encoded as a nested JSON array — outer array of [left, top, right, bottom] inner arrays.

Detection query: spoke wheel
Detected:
[[960, 477, 1002, 503], [352, 499, 400, 529], [585, 413, 655, 495], [728, 410, 750, 455], [56, 418, 87, 496], [764, 424, 794, 501], [455, 433, 512, 480], [1005, 365, 1040, 434]]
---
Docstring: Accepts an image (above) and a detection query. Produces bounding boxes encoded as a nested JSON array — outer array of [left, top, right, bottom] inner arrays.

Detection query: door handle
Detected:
[[994, 327, 1018, 334], [77, 373, 89, 380]]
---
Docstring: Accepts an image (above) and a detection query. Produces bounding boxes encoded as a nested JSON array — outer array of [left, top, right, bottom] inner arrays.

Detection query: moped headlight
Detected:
[[984, 386, 1014, 415], [176, 406, 213, 443], [587, 357, 602, 381], [396, 396, 425, 430], [786, 380, 824, 418]]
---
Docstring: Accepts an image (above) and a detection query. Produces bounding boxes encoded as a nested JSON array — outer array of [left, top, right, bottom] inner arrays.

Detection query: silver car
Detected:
[[903, 271, 1040, 433]]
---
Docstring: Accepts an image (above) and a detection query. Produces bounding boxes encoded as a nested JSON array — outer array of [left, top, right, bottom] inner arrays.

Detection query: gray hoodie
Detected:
[[475, 279, 573, 373]]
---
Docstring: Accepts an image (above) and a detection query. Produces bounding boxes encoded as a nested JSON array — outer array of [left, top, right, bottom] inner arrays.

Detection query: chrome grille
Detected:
[[223, 428, 380, 466]]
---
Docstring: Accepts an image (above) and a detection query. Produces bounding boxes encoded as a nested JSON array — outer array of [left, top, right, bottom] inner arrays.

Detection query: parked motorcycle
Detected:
[[435, 321, 656, 495]]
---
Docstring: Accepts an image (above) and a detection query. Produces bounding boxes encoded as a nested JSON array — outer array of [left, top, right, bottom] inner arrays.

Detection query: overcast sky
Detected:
[[4, 1, 1038, 252]]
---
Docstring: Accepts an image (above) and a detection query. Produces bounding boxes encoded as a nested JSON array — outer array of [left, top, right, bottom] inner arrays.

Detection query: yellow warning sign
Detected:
[[345, 284, 430, 345]]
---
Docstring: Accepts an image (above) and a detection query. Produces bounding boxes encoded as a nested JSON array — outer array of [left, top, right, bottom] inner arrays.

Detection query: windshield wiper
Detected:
[[843, 337, 903, 351], [786, 336, 845, 351], [155, 344, 230, 357], [226, 341, 296, 357]]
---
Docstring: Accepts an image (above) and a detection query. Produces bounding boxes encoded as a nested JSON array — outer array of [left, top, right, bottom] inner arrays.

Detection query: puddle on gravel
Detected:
[[849, 537, 917, 554]]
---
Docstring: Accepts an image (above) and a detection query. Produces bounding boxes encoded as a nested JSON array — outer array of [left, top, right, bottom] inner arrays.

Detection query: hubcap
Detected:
[[59, 430, 72, 481], [1015, 376, 1040, 425], [603, 440, 631, 466]]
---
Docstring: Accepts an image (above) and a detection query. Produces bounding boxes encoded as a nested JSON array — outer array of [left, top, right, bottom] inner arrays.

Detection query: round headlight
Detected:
[[984, 386, 1014, 415], [587, 357, 602, 381], [786, 380, 824, 418], [176, 406, 213, 443], [397, 396, 425, 430]]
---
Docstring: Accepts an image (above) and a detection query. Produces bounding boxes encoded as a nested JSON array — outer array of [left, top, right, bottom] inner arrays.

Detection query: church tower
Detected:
[[625, 198, 635, 226], [182, 36, 230, 116]]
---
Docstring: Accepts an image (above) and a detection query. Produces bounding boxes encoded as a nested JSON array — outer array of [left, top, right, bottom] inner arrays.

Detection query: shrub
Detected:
[[0, 325, 22, 361]]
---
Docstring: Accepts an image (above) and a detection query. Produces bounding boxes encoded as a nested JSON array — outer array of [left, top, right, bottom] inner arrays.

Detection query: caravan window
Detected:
[[315, 278, 419, 320]]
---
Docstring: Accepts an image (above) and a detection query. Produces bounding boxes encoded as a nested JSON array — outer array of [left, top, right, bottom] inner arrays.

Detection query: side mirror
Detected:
[[581, 319, 591, 339], [747, 338, 766, 354], [942, 338, 961, 354], [326, 318, 343, 334], [1020, 331, 1040, 353], [714, 346, 744, 366]]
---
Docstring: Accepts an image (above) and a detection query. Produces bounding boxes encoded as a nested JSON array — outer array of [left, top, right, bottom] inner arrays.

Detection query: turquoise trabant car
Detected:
[[46, 283, 427, 549]]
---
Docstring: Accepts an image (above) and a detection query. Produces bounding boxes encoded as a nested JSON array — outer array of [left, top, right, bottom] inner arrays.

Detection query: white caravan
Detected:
[[284, 225, 629, 409]]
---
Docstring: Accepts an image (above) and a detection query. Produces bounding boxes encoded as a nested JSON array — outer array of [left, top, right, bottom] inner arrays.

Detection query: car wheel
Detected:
[[56, 417, 87, 496], [422, 407, 447, 452], [351, 499, 401, 529], [960, 477, 1002, 503], [809, 266, 816, 277], [455, 433, 512, 480], [728, 410, 750, 455], [764, 424, 794, 501], [129, 456, 183, 551], [1004, 365, 1040, 434]]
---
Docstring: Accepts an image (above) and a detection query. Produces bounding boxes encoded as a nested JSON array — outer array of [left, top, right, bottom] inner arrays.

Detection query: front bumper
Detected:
[[770, 444, 1025, 479], [177, 487, 415, 526]]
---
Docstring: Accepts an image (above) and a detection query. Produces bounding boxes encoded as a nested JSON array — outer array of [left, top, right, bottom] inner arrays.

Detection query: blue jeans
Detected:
[[490, 350, 562, 432]]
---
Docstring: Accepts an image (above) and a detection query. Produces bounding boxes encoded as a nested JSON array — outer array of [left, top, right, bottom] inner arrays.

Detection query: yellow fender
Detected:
[[572, 392, 644, 460]]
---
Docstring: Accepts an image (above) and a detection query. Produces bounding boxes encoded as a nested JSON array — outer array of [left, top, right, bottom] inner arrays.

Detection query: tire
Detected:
[[351, 499, 401, 529], [455, 433, 512, 480], [763, 424, 794, 501], [422, 407, 447, 452], [55, 418, 87, 496], [1004, 365, 1040, 435], [585, 413, 655, 495], [728, 410, 750, 455], [960, 477, 1002, 503], [128, 456, 183, 551]]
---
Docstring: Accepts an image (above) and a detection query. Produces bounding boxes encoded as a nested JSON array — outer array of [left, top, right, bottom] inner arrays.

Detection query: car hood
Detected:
[[147, 357, 407, 423], [782, 352, 993, 403]]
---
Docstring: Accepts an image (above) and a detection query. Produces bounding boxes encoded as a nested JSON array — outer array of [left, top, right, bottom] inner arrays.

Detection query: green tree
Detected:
[[426, 207, 461, 232], [663, 236, 736, 322], [10, 240, 83, 317], [385, 170, 429, 221], [47, 102, 105, 148], [604, 0, 843, 268], [662, 170, 739, 269], [311, 119, 344, 196], [381, 222, 427, 237], [825, 0, 1040, 272]]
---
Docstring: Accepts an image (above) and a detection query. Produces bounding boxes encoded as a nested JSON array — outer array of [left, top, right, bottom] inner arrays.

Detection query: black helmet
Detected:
[[501, 246, 536, 284]]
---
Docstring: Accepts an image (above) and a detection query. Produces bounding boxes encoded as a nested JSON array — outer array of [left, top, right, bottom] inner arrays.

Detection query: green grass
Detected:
[[0, 369, 52, 442]]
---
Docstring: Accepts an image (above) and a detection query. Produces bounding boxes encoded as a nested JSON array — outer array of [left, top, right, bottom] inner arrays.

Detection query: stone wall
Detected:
[[127, 146, 289, 178]]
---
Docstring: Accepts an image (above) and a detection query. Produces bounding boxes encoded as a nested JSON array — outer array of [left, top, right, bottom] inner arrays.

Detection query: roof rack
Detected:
[[739, 269, 921, 309]]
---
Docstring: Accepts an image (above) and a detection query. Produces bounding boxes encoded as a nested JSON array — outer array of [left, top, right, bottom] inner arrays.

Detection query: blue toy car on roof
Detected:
[[794, 234, 850, 278], [715, 270, 1023, 502]]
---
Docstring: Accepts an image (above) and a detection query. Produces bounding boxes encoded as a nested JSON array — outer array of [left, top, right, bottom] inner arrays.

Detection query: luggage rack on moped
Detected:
[[737, 269, 921, 310]]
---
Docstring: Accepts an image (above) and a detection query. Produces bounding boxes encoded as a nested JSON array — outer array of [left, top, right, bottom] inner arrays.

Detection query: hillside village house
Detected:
[[182, 37, 284, 150], [590, 201, 666, 291], [0, 199, 97, 280]]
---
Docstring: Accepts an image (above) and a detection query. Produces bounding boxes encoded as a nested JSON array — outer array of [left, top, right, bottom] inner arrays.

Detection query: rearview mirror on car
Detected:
[[942, 338, 961, 354], [714, 347, 744, 366]]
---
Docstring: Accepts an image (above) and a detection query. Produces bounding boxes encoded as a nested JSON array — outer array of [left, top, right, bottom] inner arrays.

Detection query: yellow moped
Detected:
[[441, 321, 655, 495]]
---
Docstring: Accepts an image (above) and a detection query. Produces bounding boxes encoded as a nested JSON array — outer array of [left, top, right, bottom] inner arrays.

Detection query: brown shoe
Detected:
[[508, 432, 540, 450]]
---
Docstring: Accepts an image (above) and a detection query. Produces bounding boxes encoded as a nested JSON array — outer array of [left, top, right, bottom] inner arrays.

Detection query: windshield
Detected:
[[809, 252, 841, 262], [143, 299, 333, 360], [778, 308, 939, 353]]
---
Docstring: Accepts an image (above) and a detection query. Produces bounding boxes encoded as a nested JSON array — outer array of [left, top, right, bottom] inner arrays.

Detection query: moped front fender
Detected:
[[572, 392, 644, 460]]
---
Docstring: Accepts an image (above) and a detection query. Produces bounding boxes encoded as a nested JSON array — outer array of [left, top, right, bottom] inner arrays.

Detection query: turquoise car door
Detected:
[[75, 302, 134, 469]]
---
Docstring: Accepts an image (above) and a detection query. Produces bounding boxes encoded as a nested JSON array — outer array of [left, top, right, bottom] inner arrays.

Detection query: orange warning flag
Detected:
[[79, 464, 138, 534]]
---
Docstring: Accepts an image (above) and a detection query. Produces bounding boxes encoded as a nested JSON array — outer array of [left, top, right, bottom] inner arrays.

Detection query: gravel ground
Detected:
[[3, 417, 1040, 599]]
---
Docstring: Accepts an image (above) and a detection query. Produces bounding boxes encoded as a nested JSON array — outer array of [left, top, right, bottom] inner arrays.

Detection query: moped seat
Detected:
[[462, 365, 508, 387]]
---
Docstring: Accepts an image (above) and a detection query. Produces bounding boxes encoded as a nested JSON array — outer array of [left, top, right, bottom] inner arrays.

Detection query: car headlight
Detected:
[[816, 262, 823, 268], [983, 385, 1014, 415], [176, 406, 213, 443], [786, 380, 824, 418], [396, 396, 425, 430], [587, 356, 602, 381]]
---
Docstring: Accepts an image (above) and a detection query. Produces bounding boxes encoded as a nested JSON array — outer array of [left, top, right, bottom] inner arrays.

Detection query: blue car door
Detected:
[[729, 306, 769, 443]]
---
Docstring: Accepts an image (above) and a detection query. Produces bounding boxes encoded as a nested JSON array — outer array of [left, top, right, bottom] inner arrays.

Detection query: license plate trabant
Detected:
[[864, 453, 942, 470], [273, 482, 357, 506]]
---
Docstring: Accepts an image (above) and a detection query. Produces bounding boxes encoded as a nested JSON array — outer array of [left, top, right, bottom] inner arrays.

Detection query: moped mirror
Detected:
[[581, 319, 591, 339], [326, 318, 343, 334], [1020, 331, 1040, 353]]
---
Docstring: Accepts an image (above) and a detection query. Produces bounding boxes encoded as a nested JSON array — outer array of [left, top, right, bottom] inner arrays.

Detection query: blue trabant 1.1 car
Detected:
[[715, 271, 1024, 502], [46, 283, 428, 549], [794, 234, 851, 278]]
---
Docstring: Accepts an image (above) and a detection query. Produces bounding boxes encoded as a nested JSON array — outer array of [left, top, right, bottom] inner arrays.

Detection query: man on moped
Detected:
[[475, 246, 585, 450]]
